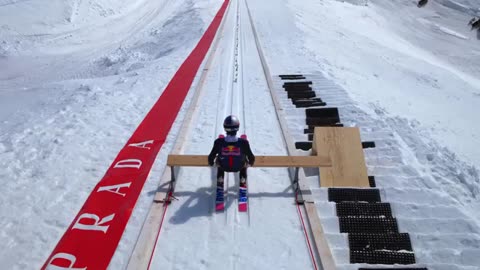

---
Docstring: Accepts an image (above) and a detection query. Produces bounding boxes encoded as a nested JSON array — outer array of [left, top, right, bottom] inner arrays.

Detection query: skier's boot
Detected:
[[216, 176, 224, 202], [239, 177, 247, 198], [239, 177, 247, 188]]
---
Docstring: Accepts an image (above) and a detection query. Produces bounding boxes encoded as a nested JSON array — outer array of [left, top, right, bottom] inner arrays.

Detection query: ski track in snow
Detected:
[[149, 1, 312, 269]]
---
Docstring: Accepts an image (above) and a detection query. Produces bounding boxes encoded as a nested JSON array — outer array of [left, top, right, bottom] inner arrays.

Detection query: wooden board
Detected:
[[126, 167, 172, 269], [312, 127, 369, 187], [167, 154, 332, 168], [305, 202, 336, 270]]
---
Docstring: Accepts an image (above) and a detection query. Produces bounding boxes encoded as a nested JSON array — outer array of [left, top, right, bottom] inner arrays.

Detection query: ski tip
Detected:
[[215, 203, 225, 211], [218, 134, 225, 139], [238, 203, 248, 212], [240, 134, 247, 140]]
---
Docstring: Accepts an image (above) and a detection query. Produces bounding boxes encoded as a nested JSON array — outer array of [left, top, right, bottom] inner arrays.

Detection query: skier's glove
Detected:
[[208, 157, 215, 167]]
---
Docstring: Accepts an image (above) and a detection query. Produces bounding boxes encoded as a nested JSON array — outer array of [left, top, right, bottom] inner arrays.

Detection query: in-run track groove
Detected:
[[129, 1, 316, 269]]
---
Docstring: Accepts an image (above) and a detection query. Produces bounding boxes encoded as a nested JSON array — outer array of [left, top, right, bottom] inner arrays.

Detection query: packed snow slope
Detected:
[[1, 0, 480, 269]]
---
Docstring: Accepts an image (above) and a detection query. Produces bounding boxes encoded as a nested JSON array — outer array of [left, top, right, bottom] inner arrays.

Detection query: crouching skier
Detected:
[[208, 115, 255, 211]]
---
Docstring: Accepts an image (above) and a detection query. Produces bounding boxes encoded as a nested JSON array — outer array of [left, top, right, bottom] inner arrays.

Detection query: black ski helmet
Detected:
[[223, 115, 240, 134]]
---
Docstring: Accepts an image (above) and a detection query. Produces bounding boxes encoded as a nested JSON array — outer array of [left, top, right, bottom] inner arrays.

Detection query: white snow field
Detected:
[[1, 0, 480, 269]]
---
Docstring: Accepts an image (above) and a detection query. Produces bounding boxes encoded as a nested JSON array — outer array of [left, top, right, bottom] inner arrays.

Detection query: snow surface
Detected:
[[1, 0, 480, 269]]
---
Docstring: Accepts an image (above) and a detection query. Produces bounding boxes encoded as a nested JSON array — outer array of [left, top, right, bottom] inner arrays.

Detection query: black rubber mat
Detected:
[[328, 188, 381, 203], [362, 141, 376, 148], [348, 233, 413, 251], [306, 108, 341, 126], [288, 91, 316, 99], [279, 74, 305, 80], [283, 81, 312, 86], [304, 128, 314, 134], [295, 101, 327, 108], [339, 217, 398, 233], [306, 107, 339, 118], [295, 141, 312, 151], [284, 86, 312, 92], [292, 98, 323, 104], [336, 202, 392, 217], [368, 176, 376, 187], [351, 250, 416, 264], [306, 117, 341, 126]]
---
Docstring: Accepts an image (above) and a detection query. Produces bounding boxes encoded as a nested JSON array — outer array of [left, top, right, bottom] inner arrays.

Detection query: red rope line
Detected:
[[147, 191, 172, 270], [296, 195, 319, 270]]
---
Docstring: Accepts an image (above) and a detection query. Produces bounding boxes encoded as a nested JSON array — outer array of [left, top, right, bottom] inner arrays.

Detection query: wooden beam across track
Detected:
[[167, 154, 332, 168]]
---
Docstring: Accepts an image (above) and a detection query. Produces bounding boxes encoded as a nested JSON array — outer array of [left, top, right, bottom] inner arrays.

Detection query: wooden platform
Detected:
[[167, 154, 332, 168], [312, 127, 369, 187]]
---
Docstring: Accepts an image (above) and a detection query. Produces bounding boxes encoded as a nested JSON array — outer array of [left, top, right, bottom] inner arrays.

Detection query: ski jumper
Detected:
[[208, 135, 255, 181]]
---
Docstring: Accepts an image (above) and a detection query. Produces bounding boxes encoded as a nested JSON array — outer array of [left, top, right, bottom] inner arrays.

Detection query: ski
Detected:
[[239, 134, 249, 212], [214, 134, 226, 212], [238, 180, 248, 212], [215, 179, 225, 212]]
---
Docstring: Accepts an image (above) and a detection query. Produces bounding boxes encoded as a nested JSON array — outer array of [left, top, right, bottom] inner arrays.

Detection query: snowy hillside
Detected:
[[1, 0, 480, 269], [281, 0, 480, 223]]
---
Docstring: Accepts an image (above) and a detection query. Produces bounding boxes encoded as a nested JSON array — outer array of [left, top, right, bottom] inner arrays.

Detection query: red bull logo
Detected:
[[221, 145, 240, 156], [218, 145, 243, 170]]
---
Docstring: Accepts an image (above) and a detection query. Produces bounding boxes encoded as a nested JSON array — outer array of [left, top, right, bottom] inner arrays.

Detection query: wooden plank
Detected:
[[312, 127, 369, 187], [126, 167, 172, 269], [305, 203, 337, 270], [255, 156, 331, 167], [167, 154, 332, 168]]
